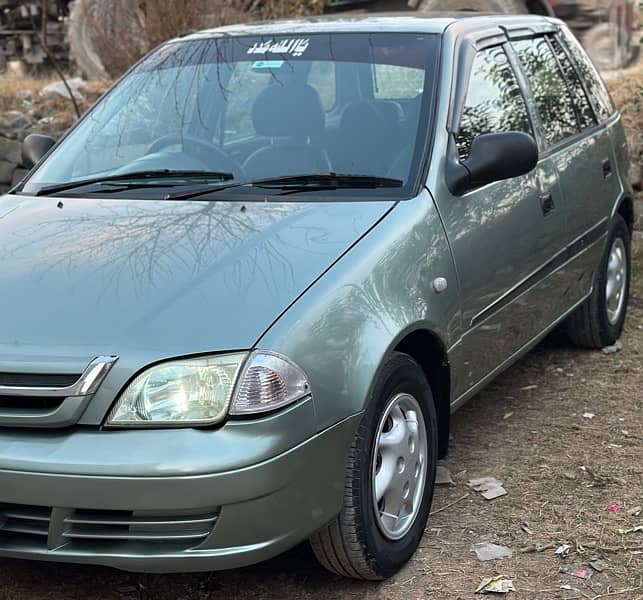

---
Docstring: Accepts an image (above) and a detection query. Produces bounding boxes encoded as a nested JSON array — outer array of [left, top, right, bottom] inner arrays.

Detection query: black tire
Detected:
[[310, 352, 437, 580], [567, 214, 631, 348]]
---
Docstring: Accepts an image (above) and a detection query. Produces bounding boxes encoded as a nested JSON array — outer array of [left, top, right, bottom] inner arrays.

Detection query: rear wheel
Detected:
[[310, 352, 437, 580], [567, 214, 631, 348]]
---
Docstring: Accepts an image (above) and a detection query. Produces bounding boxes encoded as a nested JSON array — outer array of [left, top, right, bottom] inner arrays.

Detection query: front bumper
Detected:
[[0, 404, 360, 573]]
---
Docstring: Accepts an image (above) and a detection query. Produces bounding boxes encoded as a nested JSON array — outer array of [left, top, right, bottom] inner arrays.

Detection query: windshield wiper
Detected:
[[165, 173, 403, 200], [251, 173, 403, 190], [33, 170, 235, 197]]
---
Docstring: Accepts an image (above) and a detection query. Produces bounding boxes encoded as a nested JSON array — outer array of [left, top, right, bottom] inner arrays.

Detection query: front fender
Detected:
[[257, 190, 460, 432]]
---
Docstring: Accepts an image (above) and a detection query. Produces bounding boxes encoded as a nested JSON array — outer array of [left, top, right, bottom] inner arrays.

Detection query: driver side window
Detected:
[[456, 46, 533, 160]]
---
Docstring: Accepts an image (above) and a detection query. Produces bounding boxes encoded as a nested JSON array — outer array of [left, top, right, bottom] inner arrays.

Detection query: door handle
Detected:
[[540, 193, 555, 216], [602, 159, 613, 179]]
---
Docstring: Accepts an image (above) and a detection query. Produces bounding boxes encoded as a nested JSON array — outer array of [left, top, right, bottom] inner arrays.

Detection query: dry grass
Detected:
[[0, 76, 111, 133], [607, 62, 643, 133], [0, 76, 57, 113], [608, 60, 643, 145]]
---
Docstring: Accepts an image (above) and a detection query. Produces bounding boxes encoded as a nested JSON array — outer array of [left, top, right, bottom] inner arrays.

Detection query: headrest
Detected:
[[373, 100, 406, 127], [340, 102, 386, 133], [252, 83, 324, 139]]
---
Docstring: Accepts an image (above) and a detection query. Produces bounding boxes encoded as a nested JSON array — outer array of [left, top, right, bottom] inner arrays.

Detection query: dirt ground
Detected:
[[0, 246, 641, 600]]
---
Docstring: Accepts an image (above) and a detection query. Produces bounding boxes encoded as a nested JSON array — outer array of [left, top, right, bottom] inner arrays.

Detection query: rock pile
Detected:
[[0, 112, 34, 193], [0, 104, 66, 193]]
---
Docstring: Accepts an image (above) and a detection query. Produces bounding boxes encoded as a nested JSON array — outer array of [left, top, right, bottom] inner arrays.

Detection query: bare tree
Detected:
[[75, 0, 324, 79]]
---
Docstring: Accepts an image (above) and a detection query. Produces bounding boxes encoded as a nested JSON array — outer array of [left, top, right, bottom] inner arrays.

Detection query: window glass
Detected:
[[223, 62, 273, 143], [25, 33, 440, 196], [558, 27, 614, 121], [373, 64, 425, 99], [547, 34, 596, 130], [308, 61, 336, 111], [456, 46, 533, 160], [512, 37, 579, 147]]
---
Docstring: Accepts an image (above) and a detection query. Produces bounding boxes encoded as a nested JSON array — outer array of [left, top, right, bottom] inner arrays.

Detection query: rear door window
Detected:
[[512, 37, 580, 147], [308, 61, 337, 111], [547, 34, 596, 130], [456, 45, 533, 160], [223, 62, 272, 143], [373, 64, 425, 100], [558, 27, 615, 121]]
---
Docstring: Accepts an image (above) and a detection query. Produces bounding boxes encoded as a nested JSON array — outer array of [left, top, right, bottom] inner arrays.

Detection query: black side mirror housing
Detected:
[[22, 133, 56, 169], [446, 131, 538, 196]]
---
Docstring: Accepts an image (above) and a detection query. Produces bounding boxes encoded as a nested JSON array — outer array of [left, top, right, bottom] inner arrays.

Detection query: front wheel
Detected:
[[567, 214, 631, 348], [310, 352, 437, 580]]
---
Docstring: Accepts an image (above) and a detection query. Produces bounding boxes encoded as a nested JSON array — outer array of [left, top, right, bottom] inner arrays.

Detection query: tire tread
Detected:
[[311, 352, 437, 580], [310, 435, 380, 579], [567, 214, 630, 349]]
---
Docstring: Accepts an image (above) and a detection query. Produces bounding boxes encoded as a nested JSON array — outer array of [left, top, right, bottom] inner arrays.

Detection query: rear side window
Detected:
[[308, 61, 337, 111], [223, 63, 272, 143], [512, 37, 579, 147], [548, 35, 596, 130], [373, 64, 425, 99], [456, 46, 533, 160], [558, 27, 614, 121]]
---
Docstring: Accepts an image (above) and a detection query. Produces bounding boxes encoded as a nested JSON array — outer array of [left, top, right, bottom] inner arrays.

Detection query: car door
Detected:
[[556, 27, 624, 241], [510, 32, 619, 308], [434, 42, 567, 401]]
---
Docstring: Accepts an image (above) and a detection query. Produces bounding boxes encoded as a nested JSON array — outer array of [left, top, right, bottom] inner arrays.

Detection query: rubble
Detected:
[[475, 575, 515, 594], [467, 477, 507, 501], [471, 542, 513, 561], [42, 78, 87, 102]]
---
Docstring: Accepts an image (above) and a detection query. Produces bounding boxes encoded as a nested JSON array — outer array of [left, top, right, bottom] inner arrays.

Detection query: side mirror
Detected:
[[22, 133, 56, 169], [447, 131, 538, 196]]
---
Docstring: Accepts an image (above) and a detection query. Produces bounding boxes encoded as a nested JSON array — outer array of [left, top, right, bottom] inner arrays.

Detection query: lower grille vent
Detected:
[[0, 503, 51, 547], [64, 509, 219, 544], [0, 396, 65, 412], [0, 503, 219, 553]]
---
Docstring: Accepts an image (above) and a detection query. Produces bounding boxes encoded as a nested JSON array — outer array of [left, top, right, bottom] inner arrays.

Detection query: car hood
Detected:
[[0, 194, 394, 371]]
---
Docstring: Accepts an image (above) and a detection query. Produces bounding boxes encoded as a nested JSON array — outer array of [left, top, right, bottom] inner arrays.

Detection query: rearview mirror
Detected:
[[22, 133, 56, 169], [447, 132, 538, 196]]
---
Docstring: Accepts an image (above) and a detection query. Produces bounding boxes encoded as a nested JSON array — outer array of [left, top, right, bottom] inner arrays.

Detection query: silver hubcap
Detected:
[[371, 393, 427, 540], [606, 238, 627, 325]]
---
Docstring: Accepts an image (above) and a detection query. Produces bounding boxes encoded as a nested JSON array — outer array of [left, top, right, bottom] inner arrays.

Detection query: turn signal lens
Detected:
[[230, 351, 310, 415]]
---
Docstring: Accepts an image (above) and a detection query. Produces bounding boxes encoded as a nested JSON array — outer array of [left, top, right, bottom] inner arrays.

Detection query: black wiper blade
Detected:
[[251, 173, 403, 190], [34, 170, 235, 197], [165, 173, 403, 201]]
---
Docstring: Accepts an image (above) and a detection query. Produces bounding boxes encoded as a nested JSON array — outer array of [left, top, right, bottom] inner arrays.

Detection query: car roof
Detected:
[[178, 13, 558, 42]]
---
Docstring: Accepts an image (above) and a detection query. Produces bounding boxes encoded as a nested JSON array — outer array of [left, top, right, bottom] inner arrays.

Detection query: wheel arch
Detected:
[[390, 327, 451, 459], [616, 195, 634, 234]]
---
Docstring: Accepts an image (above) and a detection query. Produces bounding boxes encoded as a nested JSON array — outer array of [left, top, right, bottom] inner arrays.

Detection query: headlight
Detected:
[[106, 351, 310, 427]]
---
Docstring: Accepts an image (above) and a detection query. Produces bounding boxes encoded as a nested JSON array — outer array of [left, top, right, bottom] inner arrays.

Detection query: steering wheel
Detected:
[[146, 134, 244, 176]]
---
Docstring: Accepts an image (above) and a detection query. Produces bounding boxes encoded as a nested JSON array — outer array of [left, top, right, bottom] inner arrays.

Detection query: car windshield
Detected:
[[23, 32, 439, 198]]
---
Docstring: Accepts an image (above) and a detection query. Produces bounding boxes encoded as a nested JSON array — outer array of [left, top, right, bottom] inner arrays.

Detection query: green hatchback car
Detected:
[[0, 13, 633, 580]]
